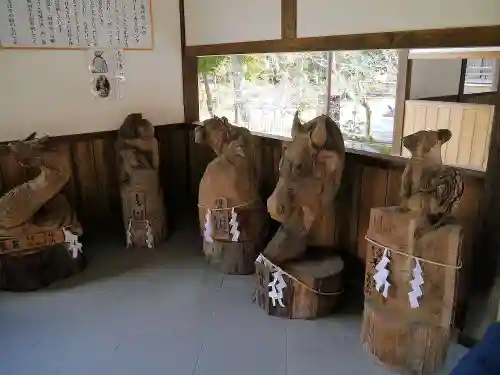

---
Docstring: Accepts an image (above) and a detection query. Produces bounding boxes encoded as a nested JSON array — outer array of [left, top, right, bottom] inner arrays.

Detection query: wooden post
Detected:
[[281, 0, 297, 39], [457, 59, 468, 103], [392, 50, 412, 155]]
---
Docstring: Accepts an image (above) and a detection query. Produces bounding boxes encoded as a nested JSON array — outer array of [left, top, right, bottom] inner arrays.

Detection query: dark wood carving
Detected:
[[264, 112, 345, 264], [362, 129, 464, 375], [115, 114, 167, 248], [0, 133, 85, 291], [196, 116, 268, 274]]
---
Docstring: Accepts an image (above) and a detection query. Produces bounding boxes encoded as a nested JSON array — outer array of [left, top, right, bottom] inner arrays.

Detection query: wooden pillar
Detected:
[[281, 0, 297, 39], [179, 0, 199, 123], [457, 59, 468, 103], [472, 63, 500, 292], [392, 50, 412, 155]]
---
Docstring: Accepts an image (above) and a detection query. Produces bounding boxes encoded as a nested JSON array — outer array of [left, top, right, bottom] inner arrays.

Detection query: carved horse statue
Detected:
[[264, 112, 345, 264], [0, 133, 81, 244]]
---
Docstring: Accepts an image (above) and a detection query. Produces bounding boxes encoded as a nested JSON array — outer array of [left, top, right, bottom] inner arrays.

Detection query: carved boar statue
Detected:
[[264, 113, 345, 264], [195, 116, 267, 268]]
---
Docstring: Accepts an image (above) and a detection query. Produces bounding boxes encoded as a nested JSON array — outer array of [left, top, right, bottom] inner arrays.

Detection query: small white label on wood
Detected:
[[268, 270, 286, 307], [63, 228, 83, 259]]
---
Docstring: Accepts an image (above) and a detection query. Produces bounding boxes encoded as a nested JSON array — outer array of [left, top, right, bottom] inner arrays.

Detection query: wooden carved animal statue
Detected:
[[115, 113, 167, 248], [264, 113, 345, 264], [400, 129, 464, 232], [195, 116, 261, 206], [196, 116, 267, 271], [0, 133, 81, 238], [115, 113, 159, 187]]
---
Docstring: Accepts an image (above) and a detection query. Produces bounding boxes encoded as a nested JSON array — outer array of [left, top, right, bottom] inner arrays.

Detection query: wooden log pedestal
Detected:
[[0, 229, 86, 291], [122, 185, 167, 249], [199, 199, 267, 275], [361, 207, 462, 375], [254, 254, 344, 319]]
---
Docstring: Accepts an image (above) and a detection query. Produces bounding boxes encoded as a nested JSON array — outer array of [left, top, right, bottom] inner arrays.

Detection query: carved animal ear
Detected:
[[310, 117, 327, 149], [402, 133, 419, 151], [23, 132, 37, 142], [220, 116, 230, 126], [438, 129, 452, 144], [291, 111, 302, 139], [36, 135, 49, 144], [316, 149, 339, 175]]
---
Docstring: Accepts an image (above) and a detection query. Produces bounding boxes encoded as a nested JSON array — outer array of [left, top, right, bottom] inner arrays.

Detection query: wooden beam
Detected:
[[457, 59, 468, 102], [186, 25, 500, 57], [471, 61, 500, 292], [281, 0, 297, 39], [179, 0, 199, 123], [392, 50, 412, 155]]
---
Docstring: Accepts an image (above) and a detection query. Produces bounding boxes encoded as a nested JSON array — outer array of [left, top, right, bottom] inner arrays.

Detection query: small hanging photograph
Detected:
[[87, 49, 125, 100], [90, 74, 119, 100]]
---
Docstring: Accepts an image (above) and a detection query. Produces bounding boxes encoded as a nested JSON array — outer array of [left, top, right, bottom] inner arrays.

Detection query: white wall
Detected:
[[0, 0, 183, 142], [184, 0, 281, 45], [298, 0, 500, 38], [410, 59, 462, 99]]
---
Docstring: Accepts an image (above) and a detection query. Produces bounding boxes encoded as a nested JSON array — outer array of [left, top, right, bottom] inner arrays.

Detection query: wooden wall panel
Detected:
[[403, 100, 495, 170]]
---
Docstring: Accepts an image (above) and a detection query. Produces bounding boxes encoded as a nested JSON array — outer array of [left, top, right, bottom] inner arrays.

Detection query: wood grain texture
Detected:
[[281, 0, 297, 39], [185, 25, 500, 56]]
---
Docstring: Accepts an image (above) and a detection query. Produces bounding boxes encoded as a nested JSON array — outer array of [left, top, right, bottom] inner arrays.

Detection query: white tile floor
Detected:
[[0, 224, 468, 375]]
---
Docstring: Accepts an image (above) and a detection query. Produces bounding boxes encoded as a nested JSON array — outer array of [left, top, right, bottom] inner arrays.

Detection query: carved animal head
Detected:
[[195, 116, 241, 156], [267, 112, 345, 232], [0, 132, 50, 167], [118, 113, 155, 140], [403, 129, 451, 161]]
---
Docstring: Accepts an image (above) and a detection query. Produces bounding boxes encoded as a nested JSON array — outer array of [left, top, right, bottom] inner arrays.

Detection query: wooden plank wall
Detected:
[[403, 100, 494, 170]]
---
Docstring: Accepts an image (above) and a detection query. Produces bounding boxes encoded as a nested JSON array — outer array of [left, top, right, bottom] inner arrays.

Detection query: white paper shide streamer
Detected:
[[145, 220, 154, 248], [126, 219, 132, 247], [408, 259, 424, 308], [255, 255, 287, 308], [204, 209, 213, 243], [373, 248, 391, 298], [268, 270, 287, 307], [63, 228, 83, 259], [229, 208, 240, 242]]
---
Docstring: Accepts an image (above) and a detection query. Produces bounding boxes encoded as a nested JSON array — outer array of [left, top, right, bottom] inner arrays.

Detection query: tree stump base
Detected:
[[0, 244, 86, 291], [255, 255, 344, 319], [361, 303, 449, 375], [362, 207, 462, 375], [203, 240, 261, 275]]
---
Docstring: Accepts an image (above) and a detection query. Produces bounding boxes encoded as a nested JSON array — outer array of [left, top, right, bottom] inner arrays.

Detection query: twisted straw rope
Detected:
[[257, 253, 344, 296], [365, 236, 462, 269]]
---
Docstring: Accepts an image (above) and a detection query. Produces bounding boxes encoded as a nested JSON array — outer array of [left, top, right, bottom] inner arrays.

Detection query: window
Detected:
[[197, 50, 398, 154], [464, 59, 498, 94]]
